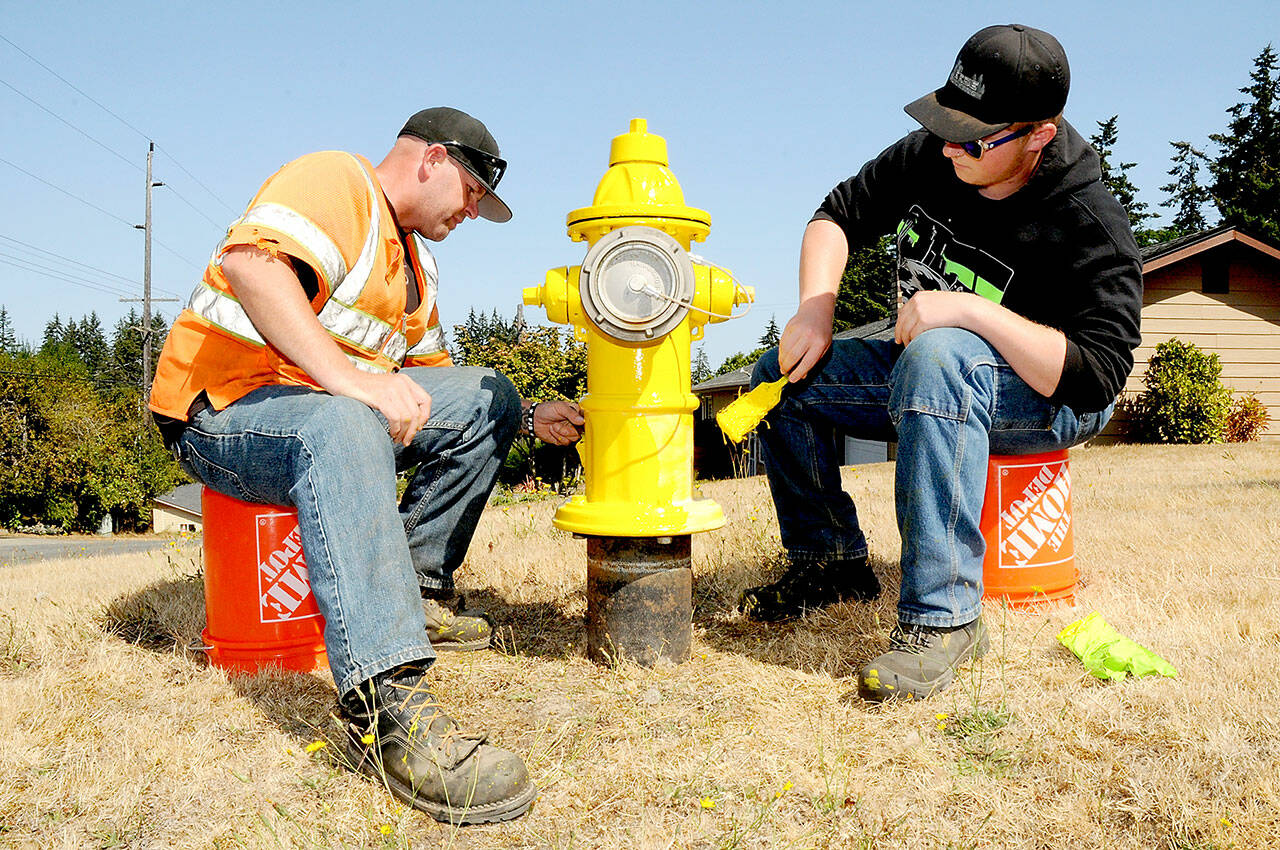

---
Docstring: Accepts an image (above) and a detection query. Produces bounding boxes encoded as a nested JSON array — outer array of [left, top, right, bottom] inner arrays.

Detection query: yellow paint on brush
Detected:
[[716, 376, 789, 443]]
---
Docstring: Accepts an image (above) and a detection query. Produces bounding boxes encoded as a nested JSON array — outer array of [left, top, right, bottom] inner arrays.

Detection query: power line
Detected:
[[0, 154, 135, 227], [0, 76, 228, 229], [155, 146, 237, 215], [0, 156, 205, 270], [0, 33, 234, 220], [0, 254, 139, 298], [0, 232, 146, 290], [0, 76, 142, 174], [0, 33, 150, 140]]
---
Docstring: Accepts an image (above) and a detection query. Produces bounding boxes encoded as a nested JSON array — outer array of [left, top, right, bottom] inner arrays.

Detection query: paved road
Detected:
[[0, 536, 194, 566]]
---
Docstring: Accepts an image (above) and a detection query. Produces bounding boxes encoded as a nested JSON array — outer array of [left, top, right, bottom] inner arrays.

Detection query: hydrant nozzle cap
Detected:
[[610, 118, 668, 167]]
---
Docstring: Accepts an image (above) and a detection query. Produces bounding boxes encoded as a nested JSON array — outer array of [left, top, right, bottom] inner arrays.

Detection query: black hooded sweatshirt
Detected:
[[812, 120, 1143, 414]]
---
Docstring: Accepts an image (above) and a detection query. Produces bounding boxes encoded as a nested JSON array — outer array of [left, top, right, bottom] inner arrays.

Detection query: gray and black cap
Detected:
[[399, 107, 512, 223], [905, 24, 1070, 143]]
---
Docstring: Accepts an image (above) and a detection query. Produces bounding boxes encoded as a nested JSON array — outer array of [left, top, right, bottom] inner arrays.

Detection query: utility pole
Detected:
[[123, 142, 176, 418]]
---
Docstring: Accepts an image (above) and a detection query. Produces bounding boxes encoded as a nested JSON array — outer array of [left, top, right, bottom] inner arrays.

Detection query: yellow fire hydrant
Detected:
[[523, 118, 752, 665]]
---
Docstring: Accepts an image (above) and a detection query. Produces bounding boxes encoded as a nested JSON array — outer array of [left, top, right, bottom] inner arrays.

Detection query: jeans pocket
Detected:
[[993, 365, 1060, 431], [179, 439, 266, 504]]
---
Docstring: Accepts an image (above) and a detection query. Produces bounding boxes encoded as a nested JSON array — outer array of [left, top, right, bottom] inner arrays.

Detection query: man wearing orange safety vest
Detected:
[[150, 107, 583, 825]]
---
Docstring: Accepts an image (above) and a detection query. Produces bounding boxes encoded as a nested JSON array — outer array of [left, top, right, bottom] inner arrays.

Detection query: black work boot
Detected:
[[738, 557, 881, 622], [341, 663, 536, 824], [855, 617, 989, 702], [421, 588, 493, 652]]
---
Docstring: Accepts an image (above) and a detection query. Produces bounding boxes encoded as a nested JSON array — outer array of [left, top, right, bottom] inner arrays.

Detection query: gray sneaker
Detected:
[[422, 589, 493, 652], [855, 618, 989, 701]]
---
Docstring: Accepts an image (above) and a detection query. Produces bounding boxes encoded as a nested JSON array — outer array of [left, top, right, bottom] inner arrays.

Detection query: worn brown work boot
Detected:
[[341, 663, 536, 825], [421, 588, 493, 652]]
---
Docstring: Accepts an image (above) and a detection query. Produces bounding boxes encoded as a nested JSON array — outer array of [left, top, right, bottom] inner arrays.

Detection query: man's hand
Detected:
[[223, 245, 434, 445], [778, 294, 836, 382], [348, 372, 433, 446], [894, 290, 976, 346], [532, 401, 585, 446]]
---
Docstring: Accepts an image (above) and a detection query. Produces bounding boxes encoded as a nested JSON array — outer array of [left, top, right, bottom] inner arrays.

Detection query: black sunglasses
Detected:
[[440, 141, 507, 191], [955, 124, 1034, 160]]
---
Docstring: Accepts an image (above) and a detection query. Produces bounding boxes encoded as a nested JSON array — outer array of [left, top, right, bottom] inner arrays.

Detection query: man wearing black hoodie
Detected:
[[739, 25, 1142, 701]]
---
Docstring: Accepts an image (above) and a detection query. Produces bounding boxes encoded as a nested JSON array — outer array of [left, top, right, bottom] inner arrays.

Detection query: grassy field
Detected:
[[2, 442, 1278, 849]]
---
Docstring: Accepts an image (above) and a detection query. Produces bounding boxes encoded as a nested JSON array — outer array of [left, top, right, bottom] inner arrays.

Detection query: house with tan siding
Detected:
[[1098, 225, 1280, 443]]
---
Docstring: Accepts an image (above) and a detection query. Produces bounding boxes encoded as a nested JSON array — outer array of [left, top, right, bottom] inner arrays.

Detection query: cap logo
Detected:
[[949, 60, 985, 100]]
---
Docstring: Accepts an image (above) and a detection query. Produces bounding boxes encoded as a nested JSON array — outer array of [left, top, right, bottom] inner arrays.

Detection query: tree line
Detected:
[[0, 307, 185, 532]]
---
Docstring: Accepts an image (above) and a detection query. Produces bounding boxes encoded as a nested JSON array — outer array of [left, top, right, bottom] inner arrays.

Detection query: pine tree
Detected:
[[1091, 116, 1155, 233], [692, 345, 712, 385], [41, 314, 64, 353], [1209, 45, 1280, 241], [1159, 141, 1214, 237], [74, 312, 110, 382], [758, 316, 780, 348], [0, 307, 15, 353]]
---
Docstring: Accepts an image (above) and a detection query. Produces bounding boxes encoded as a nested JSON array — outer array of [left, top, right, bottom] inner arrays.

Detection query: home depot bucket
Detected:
[[980, 449, 1076, 608], [201, 487, 328, 673]]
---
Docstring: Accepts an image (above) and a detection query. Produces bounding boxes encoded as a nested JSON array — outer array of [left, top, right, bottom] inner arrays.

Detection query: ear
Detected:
[[1027, 121, 1058, 152], [422, 143, 450, 169]]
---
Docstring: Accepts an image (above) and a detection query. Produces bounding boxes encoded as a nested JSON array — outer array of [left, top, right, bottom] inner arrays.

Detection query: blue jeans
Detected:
[[174, 366, 519, 696], [752, 328, 1112, 629]]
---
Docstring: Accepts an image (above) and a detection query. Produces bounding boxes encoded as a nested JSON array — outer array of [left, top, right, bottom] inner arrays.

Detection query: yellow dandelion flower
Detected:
[[782, 781, 793, 792], [380, 823, 393, 835], [936, 723, 946, 731], [699, 797, 716, 810], [305, 741, 327, 753], [935, 712, 949, 720], [1220, 817, 1231, 826], [361, 733, 375, 745]]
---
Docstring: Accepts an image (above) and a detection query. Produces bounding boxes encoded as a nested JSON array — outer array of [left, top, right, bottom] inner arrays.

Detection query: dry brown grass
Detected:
[[2, 443, 1279, 849]]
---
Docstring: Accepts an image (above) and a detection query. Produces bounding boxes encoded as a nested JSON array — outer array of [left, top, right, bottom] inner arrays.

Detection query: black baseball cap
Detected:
[[399, 107, 512, 223], [905, 24, 1070, 143]]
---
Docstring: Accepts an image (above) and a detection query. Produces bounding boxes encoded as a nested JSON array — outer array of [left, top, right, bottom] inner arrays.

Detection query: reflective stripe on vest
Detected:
[[190, 154, 405, 371], [406, 324, 446, 358], [188, 281, 266, 346]]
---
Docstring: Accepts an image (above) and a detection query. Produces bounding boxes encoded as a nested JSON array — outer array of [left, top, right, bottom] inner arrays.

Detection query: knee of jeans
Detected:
[[751, 348, 782, 388], [890, 329, 994, 418], [298, 395, 392, 461]]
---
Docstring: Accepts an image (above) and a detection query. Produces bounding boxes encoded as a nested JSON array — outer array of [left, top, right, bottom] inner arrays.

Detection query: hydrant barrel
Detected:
[[526, 118, 754, 666]]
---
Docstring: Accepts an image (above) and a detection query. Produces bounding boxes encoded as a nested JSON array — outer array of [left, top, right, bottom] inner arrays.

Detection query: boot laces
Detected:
[[888, 623, 941, 655]]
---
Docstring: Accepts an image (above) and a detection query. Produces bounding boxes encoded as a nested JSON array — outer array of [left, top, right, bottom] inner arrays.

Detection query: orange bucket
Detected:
[[979, 449, 1075, 608], [201, 487, 328, 673]]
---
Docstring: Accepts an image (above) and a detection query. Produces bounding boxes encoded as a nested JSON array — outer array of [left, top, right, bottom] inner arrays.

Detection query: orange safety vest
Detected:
[[149, 151, 453, 420]]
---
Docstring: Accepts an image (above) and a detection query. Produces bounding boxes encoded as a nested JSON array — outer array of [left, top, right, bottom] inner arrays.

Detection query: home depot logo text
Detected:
[[257, 523, 320, 623], [998, 462, 1071, 567]]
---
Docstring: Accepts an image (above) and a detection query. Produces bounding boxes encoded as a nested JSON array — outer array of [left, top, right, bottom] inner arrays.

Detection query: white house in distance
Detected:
[[152, 483, 202, 534]]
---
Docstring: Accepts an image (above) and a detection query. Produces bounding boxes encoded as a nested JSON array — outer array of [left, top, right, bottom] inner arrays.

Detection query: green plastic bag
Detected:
[[1057, 611, 1177, 681]]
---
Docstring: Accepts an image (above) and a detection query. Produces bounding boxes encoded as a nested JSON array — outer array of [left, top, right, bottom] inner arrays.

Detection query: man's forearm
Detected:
[[964, 297, 1066, 397], [798, 219, 849, 307], [221, 246, 364, 396]]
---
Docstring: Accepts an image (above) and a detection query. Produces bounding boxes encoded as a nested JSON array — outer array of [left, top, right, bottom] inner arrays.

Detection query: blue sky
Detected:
[[1, 1, 1275, 369]]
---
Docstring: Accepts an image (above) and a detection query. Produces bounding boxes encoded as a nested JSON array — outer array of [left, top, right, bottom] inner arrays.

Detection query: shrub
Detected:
[[1127, 339, 1231, 444], [1224, 393, 1271, 442]]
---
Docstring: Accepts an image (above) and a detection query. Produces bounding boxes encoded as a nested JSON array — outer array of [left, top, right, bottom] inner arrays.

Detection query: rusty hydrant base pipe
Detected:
[[586, 535, 692, 666]]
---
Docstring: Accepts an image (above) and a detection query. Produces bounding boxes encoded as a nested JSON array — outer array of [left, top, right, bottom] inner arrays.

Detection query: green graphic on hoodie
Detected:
[[896, 205, 1014, 304]]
